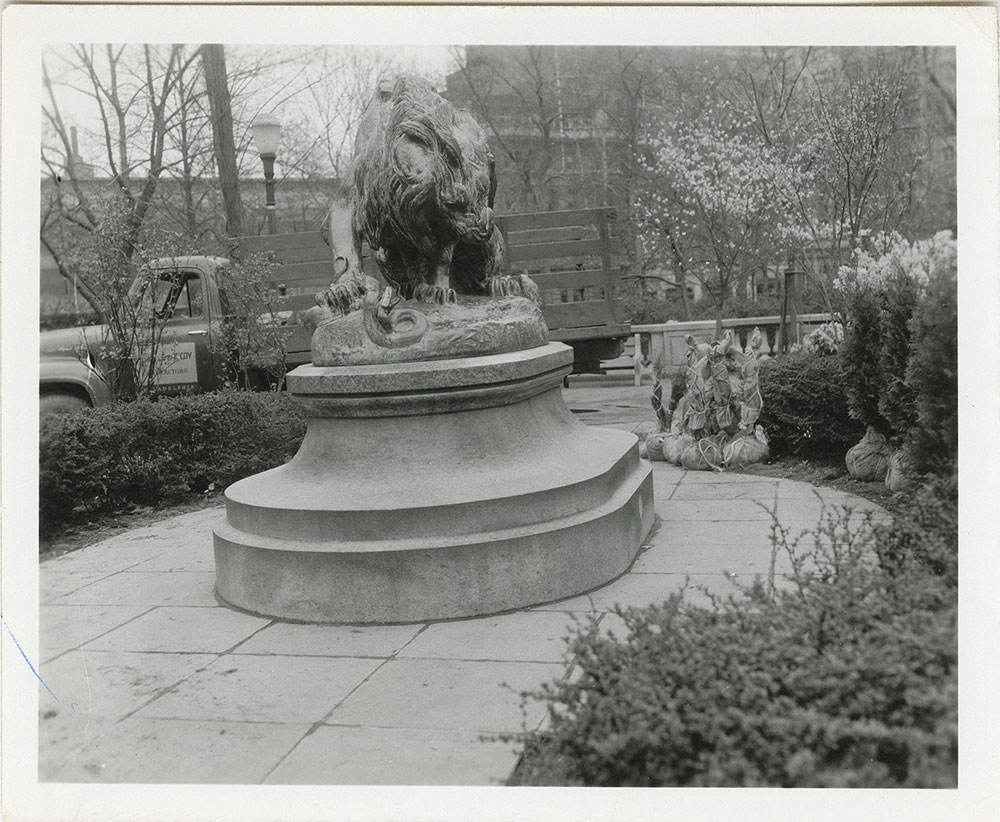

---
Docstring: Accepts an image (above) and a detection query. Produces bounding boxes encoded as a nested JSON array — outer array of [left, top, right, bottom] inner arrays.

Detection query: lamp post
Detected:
[[251, 113, 282, 235], [779, 269, 806, 354]]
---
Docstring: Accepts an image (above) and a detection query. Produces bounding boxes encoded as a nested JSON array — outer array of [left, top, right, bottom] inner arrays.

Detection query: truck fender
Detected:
[[39, 356, 111, 408]]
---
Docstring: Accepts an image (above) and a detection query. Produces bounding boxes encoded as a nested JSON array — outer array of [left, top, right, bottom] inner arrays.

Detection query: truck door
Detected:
[[147, 268, 221, 396]]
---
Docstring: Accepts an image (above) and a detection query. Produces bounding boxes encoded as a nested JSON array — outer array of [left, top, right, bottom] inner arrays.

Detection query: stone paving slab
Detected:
[[50, 571, 220, 608], [655, 497, 778, 521], [138, 654, 384, 724], [35, 401, 891, 786], [40, 571, 112, 604], [233, 621, 424, 658], [265, 725, 520, 785], [40, 604, 151, 662], [38, 649, 215, 780], [395, 610, 578, 663], [65, 717, 312, 784], [83, 606, 270, 654], [326, 657, 564, 734], [670, 479, 779, 500], [631, 539, 784, 575]]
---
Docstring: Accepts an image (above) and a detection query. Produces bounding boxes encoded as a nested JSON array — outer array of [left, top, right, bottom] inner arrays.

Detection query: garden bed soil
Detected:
[[730, 456, 904, 513], [39, 493, 223, 560]]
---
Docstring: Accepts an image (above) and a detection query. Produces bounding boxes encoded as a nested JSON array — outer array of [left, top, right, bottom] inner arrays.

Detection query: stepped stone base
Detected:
[[213, 342, 654, 624]]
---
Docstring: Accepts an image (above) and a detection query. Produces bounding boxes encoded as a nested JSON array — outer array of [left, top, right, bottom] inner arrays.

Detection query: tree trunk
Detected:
[[677, 273, 692, 321], [714, 296, 725, 340], [201, 44, 245, 239]]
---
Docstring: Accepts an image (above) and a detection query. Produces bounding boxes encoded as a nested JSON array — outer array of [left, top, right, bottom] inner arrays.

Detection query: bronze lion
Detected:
[[322, 76, 533, 313]]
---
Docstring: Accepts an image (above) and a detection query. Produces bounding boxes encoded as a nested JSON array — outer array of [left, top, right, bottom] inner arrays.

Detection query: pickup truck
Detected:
[[40, 207, 630, 414]]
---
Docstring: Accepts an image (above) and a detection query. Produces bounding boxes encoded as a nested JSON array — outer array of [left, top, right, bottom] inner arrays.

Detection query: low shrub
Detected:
[[757, 351, 864, 460], [509, 481, 957, 787], [39, 391, 306, 536]]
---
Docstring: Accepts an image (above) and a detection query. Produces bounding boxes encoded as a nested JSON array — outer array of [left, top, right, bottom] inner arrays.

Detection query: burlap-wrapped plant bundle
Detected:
[[663, 432, 693, 464], [645, 432, 668, 461], [680, 435, 725, 471], [649, 328, 769, 470], [845, 426, 891, 482], [723, 426, 770, 467], [885, 449, 915, 492]]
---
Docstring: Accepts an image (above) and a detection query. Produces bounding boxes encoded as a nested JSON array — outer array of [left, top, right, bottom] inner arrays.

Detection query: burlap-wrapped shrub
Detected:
[[645, 432, 668, 462], [845, 427, 891, 482], [723, 427, 770, 467], [885, 449, 916, 493], [663, 432, 693, 465], [680, 435, 725, 471]]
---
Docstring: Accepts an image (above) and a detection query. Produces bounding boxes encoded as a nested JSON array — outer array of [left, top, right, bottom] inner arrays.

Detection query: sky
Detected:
[[41, 43, 463, 179]]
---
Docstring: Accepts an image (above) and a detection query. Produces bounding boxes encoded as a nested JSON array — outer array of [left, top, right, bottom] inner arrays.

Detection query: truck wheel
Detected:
[[40, 393, 90, 418]]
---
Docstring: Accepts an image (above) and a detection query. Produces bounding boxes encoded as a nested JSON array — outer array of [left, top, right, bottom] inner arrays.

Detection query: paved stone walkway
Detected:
[[37, 384, 889, 785]]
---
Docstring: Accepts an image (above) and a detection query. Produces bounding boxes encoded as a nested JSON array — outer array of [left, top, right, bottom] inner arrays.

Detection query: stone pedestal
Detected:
[[214, 342, 654, 623]]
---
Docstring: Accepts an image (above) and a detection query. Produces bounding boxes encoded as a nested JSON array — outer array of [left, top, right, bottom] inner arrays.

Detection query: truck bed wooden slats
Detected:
[[260, 261, 337, 286], [280, 294, 323, 311], [499, 208, 623, 339], [544, 301, 620, 330], [530, 268, 613, 291], [497, 208, 613, 233], [283, 327, 313, 354], [506, 237, 622, 264], [249, 244, 337, 265], [232, 206, 626, 348], [503, 225, 596, 244], [232, 232, 327, 255]]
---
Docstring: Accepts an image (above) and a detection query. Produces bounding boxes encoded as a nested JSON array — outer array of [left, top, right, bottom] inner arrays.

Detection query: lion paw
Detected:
[[412, 283, 457, 305], [324, 283, 360, 316], [487, 274, 540, 304]]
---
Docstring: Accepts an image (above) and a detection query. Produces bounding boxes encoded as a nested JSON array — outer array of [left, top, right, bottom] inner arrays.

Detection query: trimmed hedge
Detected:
[[508, 480, 957, 787], [757, 351, 864, 460], [40, 391, 306, 536]]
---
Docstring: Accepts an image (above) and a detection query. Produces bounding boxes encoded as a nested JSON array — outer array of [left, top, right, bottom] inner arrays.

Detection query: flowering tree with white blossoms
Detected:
[[779, 58, 919, 284], [637, 103, 807, 337]]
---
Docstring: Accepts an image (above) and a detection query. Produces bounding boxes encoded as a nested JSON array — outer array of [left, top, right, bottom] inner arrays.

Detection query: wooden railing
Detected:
[[628, 313, 833, 386]]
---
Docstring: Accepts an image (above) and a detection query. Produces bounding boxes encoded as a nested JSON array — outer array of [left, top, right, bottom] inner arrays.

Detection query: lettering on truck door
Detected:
[[148, 269, 220, 395]]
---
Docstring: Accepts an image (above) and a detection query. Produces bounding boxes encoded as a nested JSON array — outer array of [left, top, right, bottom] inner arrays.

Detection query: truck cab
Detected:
[[40, 256, 230, 414]]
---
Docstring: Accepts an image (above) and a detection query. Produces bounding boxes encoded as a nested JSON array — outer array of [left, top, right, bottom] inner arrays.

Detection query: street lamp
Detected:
[[251, 113, 282, 234]]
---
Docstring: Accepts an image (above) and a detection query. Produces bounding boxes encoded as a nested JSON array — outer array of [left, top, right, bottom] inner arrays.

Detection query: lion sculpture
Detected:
[[319, 75, 533, 317]]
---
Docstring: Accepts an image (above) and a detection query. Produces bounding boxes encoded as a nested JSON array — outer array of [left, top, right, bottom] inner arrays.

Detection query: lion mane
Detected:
[[349, 76, 506, 302]]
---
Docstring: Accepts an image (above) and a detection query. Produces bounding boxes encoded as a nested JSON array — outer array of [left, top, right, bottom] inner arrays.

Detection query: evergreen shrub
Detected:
[[839, 285, 891, 436], [904, 262, 958, 475], [876, 271, 920, 436], [757, 351, 863, 459], [836, 231, 957, 468], [39, 391, 306, 537], [508, 483, 957, 788]]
